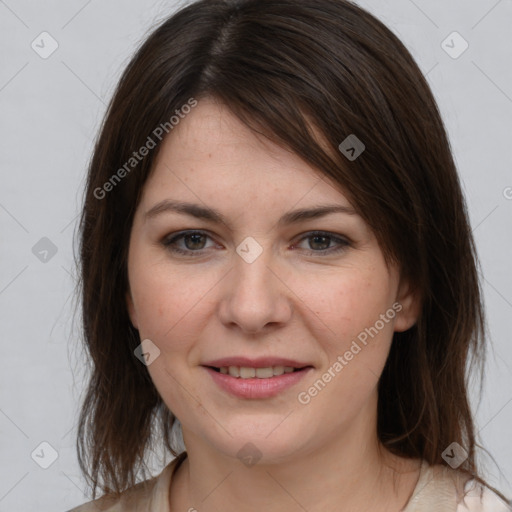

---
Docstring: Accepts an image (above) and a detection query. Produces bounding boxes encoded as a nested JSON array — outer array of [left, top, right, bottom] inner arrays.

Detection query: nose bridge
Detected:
[[235, 244, 274, 295], [218, 237, 292, 332]]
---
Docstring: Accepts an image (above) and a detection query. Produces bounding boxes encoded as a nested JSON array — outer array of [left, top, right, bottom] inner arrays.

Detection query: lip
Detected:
[[202, 356, 311, 368], [203, 366, 313, 399]]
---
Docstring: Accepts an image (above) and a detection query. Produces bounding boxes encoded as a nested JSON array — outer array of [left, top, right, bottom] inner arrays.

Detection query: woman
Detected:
[[69, 0, 511, 510]]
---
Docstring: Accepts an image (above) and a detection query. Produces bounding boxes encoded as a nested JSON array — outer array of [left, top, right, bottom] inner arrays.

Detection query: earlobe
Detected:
[[126, 291, 139, 330], [393, 280, 421, 333]]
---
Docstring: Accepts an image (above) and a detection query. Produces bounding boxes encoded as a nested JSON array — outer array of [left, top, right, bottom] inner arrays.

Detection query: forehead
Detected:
[[142, 98, 353, 210]]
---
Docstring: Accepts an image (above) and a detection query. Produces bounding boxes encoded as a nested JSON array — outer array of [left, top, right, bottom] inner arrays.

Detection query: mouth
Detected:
[[205, 365, 312, 379], [202, 362, 314, 399]]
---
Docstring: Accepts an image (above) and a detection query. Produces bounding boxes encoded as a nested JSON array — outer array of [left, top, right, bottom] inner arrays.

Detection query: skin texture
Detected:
[[126, 98, 422, 512]]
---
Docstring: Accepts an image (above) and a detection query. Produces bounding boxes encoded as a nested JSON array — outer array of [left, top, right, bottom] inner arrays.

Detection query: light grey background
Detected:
[[0, 0, 511, 510]]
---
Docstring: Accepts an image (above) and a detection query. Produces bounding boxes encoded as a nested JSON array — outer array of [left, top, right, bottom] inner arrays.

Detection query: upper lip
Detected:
[[202, 357, 313, 368]]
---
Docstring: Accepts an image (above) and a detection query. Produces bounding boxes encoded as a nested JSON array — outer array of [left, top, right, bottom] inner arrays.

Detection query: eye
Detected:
[[292, 231, 350, 255], [161, 230, 219, 256], [161, 230, 351, 257]]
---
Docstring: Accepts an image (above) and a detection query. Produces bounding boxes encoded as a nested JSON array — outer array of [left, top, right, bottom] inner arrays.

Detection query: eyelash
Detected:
[[161, 230, 350, 257]]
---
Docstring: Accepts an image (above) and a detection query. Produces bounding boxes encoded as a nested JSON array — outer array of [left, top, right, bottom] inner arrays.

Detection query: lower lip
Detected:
[[203, 366, 313, 399]]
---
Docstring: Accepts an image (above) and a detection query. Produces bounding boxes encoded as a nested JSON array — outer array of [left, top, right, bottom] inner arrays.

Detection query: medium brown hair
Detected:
[[76, 0, 506, 502]]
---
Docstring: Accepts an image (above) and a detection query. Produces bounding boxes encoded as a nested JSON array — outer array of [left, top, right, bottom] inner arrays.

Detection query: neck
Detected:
[[170, 402, 421, 512]]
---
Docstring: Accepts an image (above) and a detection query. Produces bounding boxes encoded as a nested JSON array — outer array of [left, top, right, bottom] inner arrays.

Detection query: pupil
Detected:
[[185, 233, 206, 250], [310, 235, 329, 250]]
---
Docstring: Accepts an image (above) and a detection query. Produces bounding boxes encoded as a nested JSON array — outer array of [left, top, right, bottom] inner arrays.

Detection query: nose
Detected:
[[217, 247, 293, 334]]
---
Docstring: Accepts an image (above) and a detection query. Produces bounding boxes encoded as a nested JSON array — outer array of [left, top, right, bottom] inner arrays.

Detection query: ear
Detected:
[[126, 289, 139, 330], [393, 278, 421, 332]]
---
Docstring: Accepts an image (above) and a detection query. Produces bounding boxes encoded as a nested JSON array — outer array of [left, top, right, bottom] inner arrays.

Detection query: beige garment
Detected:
[[68, 453, 511, 512], [402, 460, 511, 512]]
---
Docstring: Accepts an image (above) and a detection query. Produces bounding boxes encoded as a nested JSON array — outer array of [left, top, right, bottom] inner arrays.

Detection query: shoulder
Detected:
[[456, 478, 512, 512], [67, 454, 186, 512], [404, 460, 511, 512], [66, 477, 157, 512]]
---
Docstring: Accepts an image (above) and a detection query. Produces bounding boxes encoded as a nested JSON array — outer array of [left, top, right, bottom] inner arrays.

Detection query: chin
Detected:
[[197, 420, 312, 466]]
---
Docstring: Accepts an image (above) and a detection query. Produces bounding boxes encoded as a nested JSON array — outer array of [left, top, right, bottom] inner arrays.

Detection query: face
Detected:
[[126, 97, 418, 463]]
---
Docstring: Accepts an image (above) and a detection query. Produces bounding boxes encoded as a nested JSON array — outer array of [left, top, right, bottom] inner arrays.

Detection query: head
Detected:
[[77, 0, 485, 498]]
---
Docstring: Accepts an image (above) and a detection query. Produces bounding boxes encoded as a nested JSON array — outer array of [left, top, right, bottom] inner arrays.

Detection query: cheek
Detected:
[[293, 264, 397, 367], [294, 270, 396, 419], [128, 258, 219, 349], [128, 261, 214, 412]]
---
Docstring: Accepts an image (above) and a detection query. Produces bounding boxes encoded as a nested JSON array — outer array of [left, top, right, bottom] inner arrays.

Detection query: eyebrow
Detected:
[[144, 199, 357, 227]]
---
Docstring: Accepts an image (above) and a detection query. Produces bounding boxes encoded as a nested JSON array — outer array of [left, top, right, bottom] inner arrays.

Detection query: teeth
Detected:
[[228, 365, 240, 377], [273, 366, 285, 376], [255, 367, 273, 378], [240, 367, 255, 378], [217, 365, 300, 378]]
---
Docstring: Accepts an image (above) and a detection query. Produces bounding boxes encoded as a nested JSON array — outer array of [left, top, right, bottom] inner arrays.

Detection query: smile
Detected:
[[203, 365, 313, 399], [211, 365, 303, 378]]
